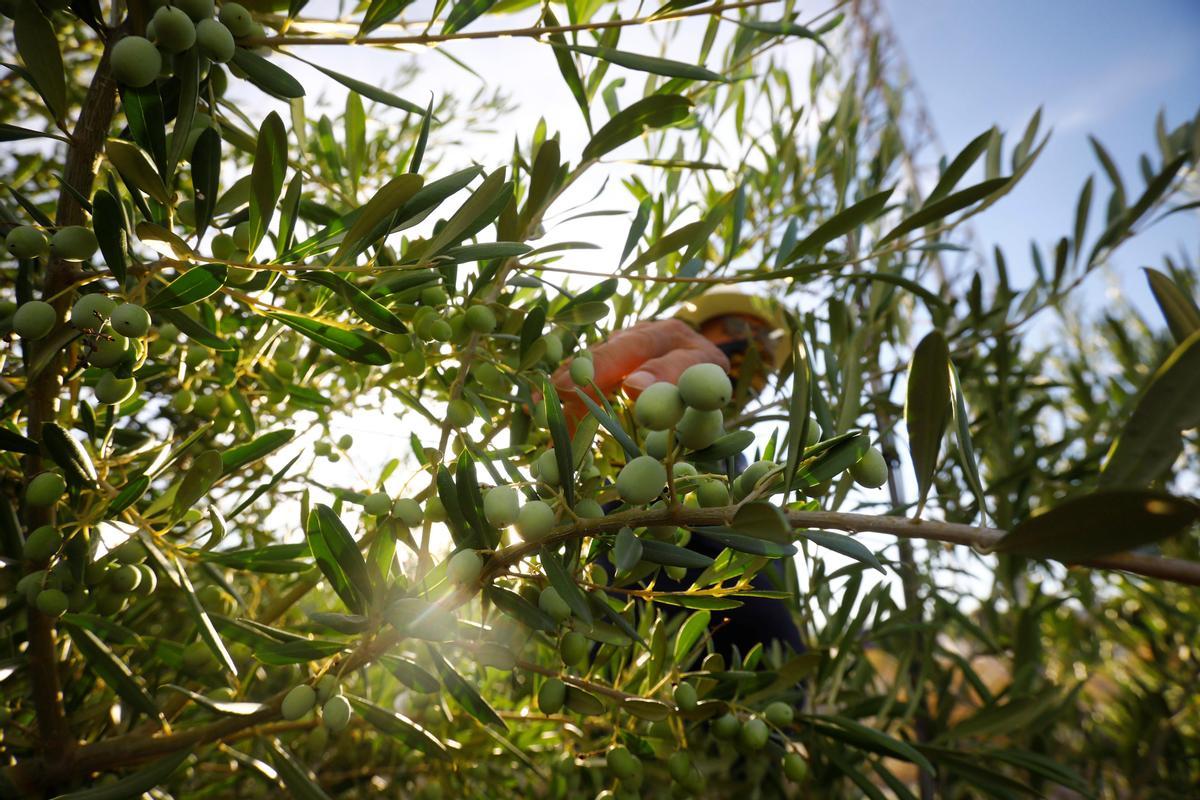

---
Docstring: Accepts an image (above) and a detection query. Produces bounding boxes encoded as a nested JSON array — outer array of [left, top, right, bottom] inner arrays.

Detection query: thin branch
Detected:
[[255, 0, 778, 47]]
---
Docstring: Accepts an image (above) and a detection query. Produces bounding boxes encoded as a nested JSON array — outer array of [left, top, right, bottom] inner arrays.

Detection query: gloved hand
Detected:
[[551, 319, 730, 423]]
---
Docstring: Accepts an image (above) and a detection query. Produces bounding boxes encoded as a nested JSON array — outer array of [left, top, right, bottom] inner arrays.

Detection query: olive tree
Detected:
[[1, 0, 1198, 797]]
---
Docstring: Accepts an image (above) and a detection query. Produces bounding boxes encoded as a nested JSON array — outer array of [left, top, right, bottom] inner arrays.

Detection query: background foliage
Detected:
[[0, 0, 1198, 798]]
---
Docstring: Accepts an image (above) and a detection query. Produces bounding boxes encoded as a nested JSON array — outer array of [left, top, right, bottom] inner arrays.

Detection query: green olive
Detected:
[[634, 382, 684, 431], [695, 479, 730, 508], [362, 491, 392, 516], [568, 357, 594, 386], [218, 2, 255, 38], [110, 564, 142, 593], [322, 694, 352, 732], [712, 713, 741, 740], [783, 752, 809, 782], [176, 0, 214, 21], [537, 586, 571, 622], [196, 18, 235, 62], [23, 525, 63, 562], [152, 7, 196, 53], [765, 701, 794, 727], [111, 303, 151, 337], [111, 36, 162, 88], [447, 398, 475, 428], [675, 407, 723, 451], [90, 333, 131, 367], [111, 539, 146, 565], [851, 445, 888, 488], [535, 449, 560, 486], [537, 677, 566, 714], [616, 456, 667, 506], [26, 473, 67, 508], [50, 226, 99, 261], [95, 372, 137, 405], [12, 301, 56, 340], [540, 333, 563, 364], [446, 549, 483, 585], [573, 498, 604, 519], [464, 304, 497, 333], [673, 681, 698, 711], [281, 684, 316, 721], [677, 363, 732, 411], [733, 460, 777, 501], [516, 500, 556, 541], [70, 293, 116, 329], [605, 746, 641, 782], [424, 496, 448, 522], [210, 233, 237, 260], [391, 497, 424, 527], [483, 486, 519, 527], [559, 631, 588, 666], [644, 429, 670, 459], [182, 640, 215, 671], [6, 225, 49, 259], [36, 588, 69, 617], [740, 717, 769, 750]]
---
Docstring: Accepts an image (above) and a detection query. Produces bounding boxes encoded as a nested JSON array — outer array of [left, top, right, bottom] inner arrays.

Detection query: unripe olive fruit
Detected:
[[644, 429, 670, 459], [12, 301, 56, 340], [673, 461, 698, 479], [516, 500, 556, 541], [803, 415, 822, 447], [574, 498, 604, 519], [112, 539, 146, 565], [135, 564, 158, 595], [483, 486, 519, 527], [6, 225, 49, 259], [90, 333, 131, 367], [210, 233, 237, 260], [667, 751, 694, 785], [337, 434, 354, 450], [733, 460, 777, 501], [391, 497, 423, 527], [95, 372, 137, 405], [535, 449, 560, 486], [695, 479, 730, 508], [540, 333, 563, 364], [362, 491, 392, 516], [111, 36, 162, 88], [740, 717, 769, 749], [765, 701, 794, 727], [218, 2, 255, 38], [616, 456, 667, 506], [152, 7, 196, 53], [783, 752, 809, 782], [177, 0, 214, 21], [537, 677, 566, 714], [635, 382, 684, 430], [568, 357, 594, 386], [677, 363, 733, 411], [420, 285, 448, 306], [323, 694, 352, 732], [193, 394, 220, 416], [165, 388, 195, 415], [50, 226, 99, 261], [712, 713, 741, 740], [232, 221, 251, 251], [851, 445, 888, 489], [111, 303, 151, 337], [282, 684, 316, 721], [673, 681, 698, 711], [538, 586, 571, 622], [447, 398, 475, 428], [26, 473, 67, 507], [196, 18, 235, 62], [36, 588, 69, 617], [182, 640, 215, 671], [23, 525, 63, 562], [559, 631, 588, 666], [71, 293, 116, 328], [110, 564, 142, 593], [475, 362, 506, 392], [675, 407, 723, 450], [463, 304, 496, 333], [446, 549, 483, 585], [424, 496, 448, 522], [605, 746, 641, 781], [315, 674, 338, 703]]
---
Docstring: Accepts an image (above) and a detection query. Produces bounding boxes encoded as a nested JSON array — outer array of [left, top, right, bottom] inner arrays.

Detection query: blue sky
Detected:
[[886, 0, 1200, 312]]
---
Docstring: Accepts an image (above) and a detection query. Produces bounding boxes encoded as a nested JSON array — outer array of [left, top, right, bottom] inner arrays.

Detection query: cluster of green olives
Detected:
[[5, 223, 98, 263], [110, 1, 257, 88]]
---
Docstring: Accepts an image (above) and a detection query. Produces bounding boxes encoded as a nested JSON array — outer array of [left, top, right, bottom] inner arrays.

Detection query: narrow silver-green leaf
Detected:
[[905, 331, 951, 515]]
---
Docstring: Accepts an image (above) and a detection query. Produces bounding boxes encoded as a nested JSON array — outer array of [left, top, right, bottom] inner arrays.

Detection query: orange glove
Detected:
[[551, 319, 731, 423]]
